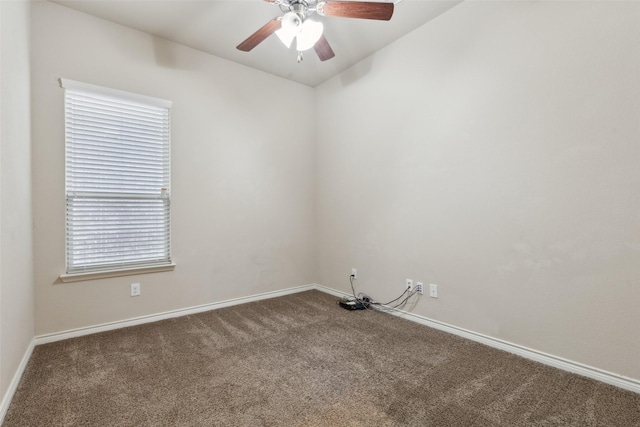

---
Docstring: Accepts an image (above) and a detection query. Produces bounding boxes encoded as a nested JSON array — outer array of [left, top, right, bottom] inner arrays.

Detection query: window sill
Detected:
[[59, 263, 176, 283]]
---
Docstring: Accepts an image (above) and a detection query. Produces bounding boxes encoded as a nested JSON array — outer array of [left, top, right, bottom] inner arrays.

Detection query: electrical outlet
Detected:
[[351, 268, 357, 279], [406, 279, 413, 291], [416, 282, 424, 295], [131, 283, 141, 297], [429, 284, 438, 298]]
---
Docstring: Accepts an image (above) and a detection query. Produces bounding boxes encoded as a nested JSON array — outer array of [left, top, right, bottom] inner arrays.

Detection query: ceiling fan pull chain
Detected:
[[297, 51, 304, 63]]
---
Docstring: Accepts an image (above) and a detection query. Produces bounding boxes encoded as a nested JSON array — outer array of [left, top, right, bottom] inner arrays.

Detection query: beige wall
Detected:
[[0, 0, 34, 402], [22, 0, 640, 389], [316, 1, 640, 380], [31, 1, 317, 335]]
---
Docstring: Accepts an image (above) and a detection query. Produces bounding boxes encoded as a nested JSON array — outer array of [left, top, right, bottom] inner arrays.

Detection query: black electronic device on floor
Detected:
[[338, 298, 368, 310]]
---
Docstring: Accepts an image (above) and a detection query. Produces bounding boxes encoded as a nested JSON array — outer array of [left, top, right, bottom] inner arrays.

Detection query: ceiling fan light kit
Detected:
[[296, 20, 324, 51], [237, 0, 394, 63], [275, 27, 296, 49], [276, 10, 324, 53], [281, 10, 303, 35]]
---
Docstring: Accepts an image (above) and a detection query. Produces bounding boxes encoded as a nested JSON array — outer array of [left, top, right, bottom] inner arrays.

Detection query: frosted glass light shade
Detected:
[[275, 28, 296, 48], [281, 12, 302, 36], [296, 20, 323, 51]]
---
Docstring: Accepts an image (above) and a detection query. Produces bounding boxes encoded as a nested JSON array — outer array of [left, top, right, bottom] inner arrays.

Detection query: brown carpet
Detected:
[[4, 290, 639, 426]]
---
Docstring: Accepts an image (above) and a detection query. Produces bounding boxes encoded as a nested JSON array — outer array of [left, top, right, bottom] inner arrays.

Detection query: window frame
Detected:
[[59, 79, 175, 282]]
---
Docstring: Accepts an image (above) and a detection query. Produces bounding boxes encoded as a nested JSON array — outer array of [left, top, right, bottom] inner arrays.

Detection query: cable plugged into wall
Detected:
[[339, 272, 429, 312], [338, 269, 434, 312], [338, 268, 370, 310], [405, 279, 413, 291]]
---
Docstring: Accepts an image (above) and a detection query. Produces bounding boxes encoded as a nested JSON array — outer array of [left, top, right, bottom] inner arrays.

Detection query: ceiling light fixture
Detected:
[[275, 10, 323, 62], [275, 27, 296, 48], [296, 19, 323, 51], [239, 0, 395, 63], [280, 11, 303, 36]]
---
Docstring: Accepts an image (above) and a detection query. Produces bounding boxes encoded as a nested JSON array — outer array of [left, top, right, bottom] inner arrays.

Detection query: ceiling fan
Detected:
[[237, 0, 394, 63]]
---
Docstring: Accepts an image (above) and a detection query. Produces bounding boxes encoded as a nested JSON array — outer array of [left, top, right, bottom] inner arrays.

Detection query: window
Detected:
[[62, 79, 172, 278]]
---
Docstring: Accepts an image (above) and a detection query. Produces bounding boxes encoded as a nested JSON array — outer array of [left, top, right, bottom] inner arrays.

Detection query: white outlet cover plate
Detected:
[[131, 283, 141, 296], [429, 284, 438, 298]]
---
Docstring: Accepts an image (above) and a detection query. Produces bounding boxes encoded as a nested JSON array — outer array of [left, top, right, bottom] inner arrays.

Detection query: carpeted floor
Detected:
[[4, 290, 639, 426]]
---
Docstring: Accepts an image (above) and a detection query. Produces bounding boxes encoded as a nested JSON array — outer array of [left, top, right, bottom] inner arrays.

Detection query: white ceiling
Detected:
[[50, 0, 462, 87]]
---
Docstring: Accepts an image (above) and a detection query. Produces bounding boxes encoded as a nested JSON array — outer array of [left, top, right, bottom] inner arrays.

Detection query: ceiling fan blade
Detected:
[[314, 35, 335, 61], [237, 18, 281, 52], [319, 1, 394, 21]]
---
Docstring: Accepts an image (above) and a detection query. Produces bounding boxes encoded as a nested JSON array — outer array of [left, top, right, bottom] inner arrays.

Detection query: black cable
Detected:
[[345, 274, 371, 309], [371, 289, 418, 312], [388, 289, 417, 309], [349, 274, 358, 300], [372, 287, 409, 306], [345, 275, 418, 311]]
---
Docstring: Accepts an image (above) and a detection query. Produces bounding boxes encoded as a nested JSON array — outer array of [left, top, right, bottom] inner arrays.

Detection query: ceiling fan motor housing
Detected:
[[279, 0, 318, 18]]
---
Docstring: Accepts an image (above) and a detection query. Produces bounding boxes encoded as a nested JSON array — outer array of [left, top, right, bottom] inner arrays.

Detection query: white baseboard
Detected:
[[2, 285, 317, 421], [313, 284, 351, 298], [35, 284, 315, 345], [313, 284, 640, 395], [16, 282, 639, 410], [389, 307, 640, 394], [0, 338, 35, 425]]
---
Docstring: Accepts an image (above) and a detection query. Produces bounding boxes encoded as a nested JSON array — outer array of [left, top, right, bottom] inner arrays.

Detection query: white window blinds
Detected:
[[62, 79, 172, 274]]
